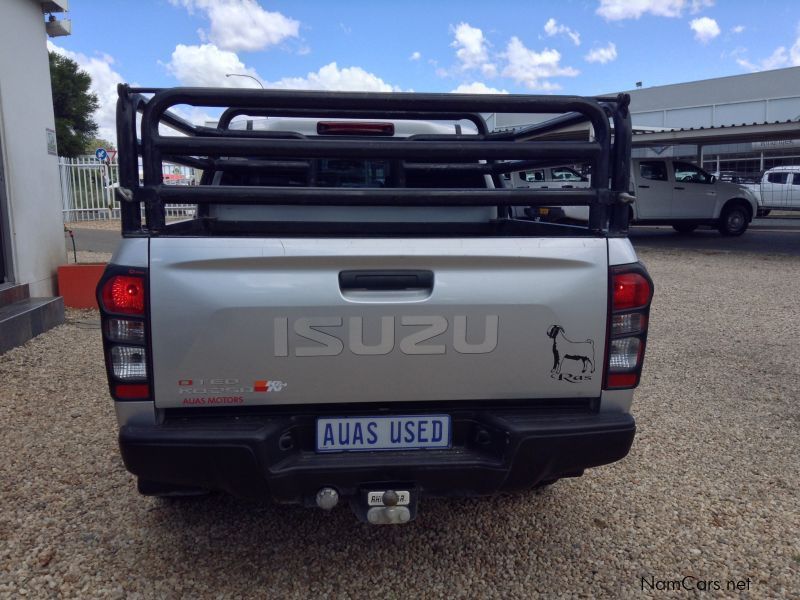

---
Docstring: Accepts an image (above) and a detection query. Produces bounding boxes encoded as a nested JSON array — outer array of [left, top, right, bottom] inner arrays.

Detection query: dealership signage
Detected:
[[751, 139, 800, 150]]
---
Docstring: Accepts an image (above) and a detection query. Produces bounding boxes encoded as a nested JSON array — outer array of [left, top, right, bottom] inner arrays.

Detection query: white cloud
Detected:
[[170, 0, 299, 52], [596, 0, 713, 21], [732, 25, 745, 34], [584, 42, 618, 64], [735, 23, 800, 71], [450, 22, 496, 76], [481, 63, 498, 77], [737, 47, 791, 71], [501, 37, 579, 91], [263, 62, 401, 92], [166, 46, 400, 93], [451, 82, 508, 94], [690, 17, 720, 43], [47, 41, 124, 143], [689, 0, 716, 13], [763, 47, 791, 69], [166, 43, 263, 87], [410, 51, 421, 61], [544, 18, 581, 46]]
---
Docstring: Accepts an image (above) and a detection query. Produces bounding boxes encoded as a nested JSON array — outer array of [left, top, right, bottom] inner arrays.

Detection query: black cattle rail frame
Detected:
[[115, 84, 632, 237]]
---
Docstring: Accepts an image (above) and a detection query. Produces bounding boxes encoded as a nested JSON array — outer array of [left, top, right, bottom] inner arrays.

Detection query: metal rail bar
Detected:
[[403, 162, 495, 174], [604, 96, 632, 234], [152, 137, 603, 160], [211, 158, 311, 171], [116, 84, 629, 235], [115, 93, 143, 231], [151, 185, 599, 206], [193, 127, 307, 139]]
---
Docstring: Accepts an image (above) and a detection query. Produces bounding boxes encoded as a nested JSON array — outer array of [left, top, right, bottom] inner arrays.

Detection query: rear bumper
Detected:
[[119, 408, 635, 505]]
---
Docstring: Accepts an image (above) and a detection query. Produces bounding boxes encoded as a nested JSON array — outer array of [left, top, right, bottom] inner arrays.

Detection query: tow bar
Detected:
[[316, 487, 416, 524]]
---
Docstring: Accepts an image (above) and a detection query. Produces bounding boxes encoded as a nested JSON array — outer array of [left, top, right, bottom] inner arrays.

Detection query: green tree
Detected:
[[83, 137, 115, 155], [49, 52, 99, 157]]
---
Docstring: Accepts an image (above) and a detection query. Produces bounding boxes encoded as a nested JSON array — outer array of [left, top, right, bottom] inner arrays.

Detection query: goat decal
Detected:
[[546, 325, 595, 383]]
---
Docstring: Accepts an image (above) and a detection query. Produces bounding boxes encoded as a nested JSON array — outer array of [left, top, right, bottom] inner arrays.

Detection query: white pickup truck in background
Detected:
[[629, 158, 759, 235], [743, 166, 800, 215], [524, 158, 759, 236]]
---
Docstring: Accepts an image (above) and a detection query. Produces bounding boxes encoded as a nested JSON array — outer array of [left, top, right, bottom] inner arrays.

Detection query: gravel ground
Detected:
[[66, 218, 188, 232], [64, 219, 121, 231], [1, 246, 798, 598], [63, 250, 113, 264]]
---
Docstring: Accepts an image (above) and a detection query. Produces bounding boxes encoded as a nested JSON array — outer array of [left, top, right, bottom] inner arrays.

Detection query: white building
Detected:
[[0, 0, 70, 351], [488, 67, 800, 178]]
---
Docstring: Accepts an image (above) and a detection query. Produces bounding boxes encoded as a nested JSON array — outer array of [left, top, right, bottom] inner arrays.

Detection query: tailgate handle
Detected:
[[339, 270, 433, 292]]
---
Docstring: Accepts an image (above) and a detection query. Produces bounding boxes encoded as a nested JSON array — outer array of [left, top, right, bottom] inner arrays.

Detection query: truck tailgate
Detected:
[[149, 237, 608, 408]]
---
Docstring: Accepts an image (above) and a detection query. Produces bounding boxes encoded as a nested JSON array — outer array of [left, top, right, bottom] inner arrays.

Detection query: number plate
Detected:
[[538, 207, 550, 216], [316, 415, 451, 452]]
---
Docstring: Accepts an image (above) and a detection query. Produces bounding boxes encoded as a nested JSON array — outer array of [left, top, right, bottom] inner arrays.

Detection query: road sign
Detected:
[[95, 147, 108, 161]]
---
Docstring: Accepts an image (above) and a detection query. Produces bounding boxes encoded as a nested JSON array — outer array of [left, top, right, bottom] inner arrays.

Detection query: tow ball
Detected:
[[315, 487, 414, 524], [366, 490, 412, 525]]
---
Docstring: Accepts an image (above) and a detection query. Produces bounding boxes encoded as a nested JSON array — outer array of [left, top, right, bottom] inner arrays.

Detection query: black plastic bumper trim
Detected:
[[119, 409, 635, 505]]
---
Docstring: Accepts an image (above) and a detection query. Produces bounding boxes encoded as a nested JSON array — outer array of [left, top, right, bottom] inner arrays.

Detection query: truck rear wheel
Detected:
[[672, 223, 697, 234], [718, 204, 749, 236]]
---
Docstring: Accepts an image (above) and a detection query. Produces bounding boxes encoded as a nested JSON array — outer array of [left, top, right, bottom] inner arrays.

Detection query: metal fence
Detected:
[[59, 155, 198, 222]]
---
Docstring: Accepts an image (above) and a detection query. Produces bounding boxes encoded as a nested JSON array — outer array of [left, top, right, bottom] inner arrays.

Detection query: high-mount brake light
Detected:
[[101, 275, 145, 315], [604, 265, 653, 390], [317, 121, 395, 136]]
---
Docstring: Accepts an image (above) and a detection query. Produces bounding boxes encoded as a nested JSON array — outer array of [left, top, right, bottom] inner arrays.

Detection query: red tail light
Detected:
[[317, 121, 395, 136], [114, 383, 149, 399], [612, 272, 651, 310], [604, 265, 654, 390], [98, 267, 150, 402], [101, 275, 145, 315], [606, 373, 638, 388]]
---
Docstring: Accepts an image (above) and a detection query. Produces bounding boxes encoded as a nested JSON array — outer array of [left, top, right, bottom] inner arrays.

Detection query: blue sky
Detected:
[[48, 0, 800, 140]]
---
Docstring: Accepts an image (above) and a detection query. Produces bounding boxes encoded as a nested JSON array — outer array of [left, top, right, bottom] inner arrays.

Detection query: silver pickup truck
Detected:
[[97, 86, 653, 524]]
